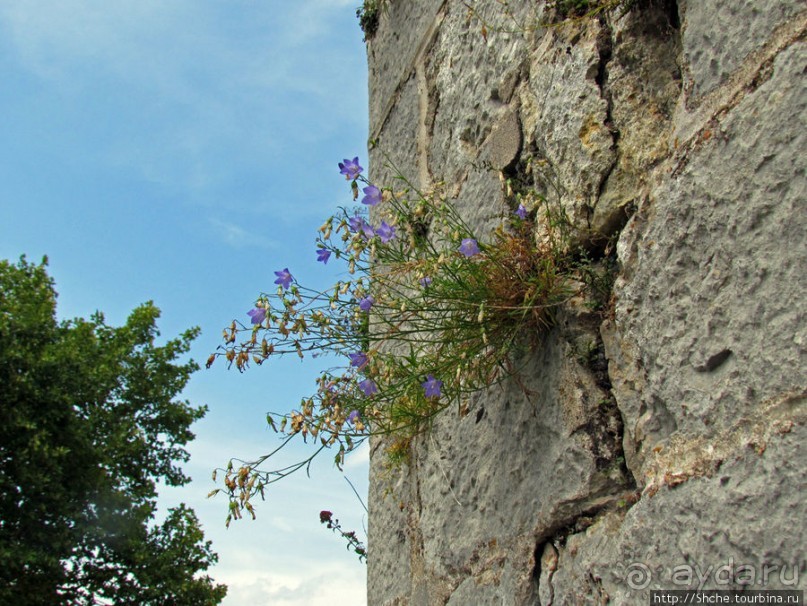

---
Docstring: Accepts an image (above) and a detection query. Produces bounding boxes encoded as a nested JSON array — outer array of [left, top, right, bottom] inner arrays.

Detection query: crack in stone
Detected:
[[588, 17, 618, 234], [415, 55, 436, 188]]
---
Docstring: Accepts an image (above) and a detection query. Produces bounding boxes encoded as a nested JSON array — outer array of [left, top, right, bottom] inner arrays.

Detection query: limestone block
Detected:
[[370, 73, 421, 187], [427, 1, 532, 183], [368, 437, 414, 605], [367, 0, 445, 134], [680, 0, 805, 102], [607, 42, 807, 479], [486, 108, 522, 173], [374, 324, 632, 604], [591, 4, 682, 240], [521, 21, 616, 229], [539, 424, 807, 601]]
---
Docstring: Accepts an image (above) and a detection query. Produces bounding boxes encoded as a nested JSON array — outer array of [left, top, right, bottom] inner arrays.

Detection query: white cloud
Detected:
[[158, 411, 369, 605], [270, 515, 295, 533], [344, 439, 370, 470], [219, 566, 366, 606]]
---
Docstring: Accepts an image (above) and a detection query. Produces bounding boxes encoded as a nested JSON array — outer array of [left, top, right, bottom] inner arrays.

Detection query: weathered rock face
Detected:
[[366, 2, 806, 604]]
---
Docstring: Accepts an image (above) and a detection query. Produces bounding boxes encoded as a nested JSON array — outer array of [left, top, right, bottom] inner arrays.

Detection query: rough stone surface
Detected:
[[680, 0, 804, 101], [485, 108, 521, 172], [367, 0, 445, 136], [591, 3, 682, 241], [605, 39, 807, 479], [539, 423, 806, 602], [522, 20, 616, 231], [366, 2, 807, 604]]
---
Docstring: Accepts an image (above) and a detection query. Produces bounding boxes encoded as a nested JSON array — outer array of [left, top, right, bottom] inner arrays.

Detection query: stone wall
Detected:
[[366, 2, 806, 604]]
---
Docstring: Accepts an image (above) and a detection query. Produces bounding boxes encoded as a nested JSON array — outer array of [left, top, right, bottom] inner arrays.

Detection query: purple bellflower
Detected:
[[247, 307, 266, 325], [350, 215, 373, 238], [515, 203, 528, 219], [316, 248, 331, 264], [459, 238, 481, 258], [358, 379, 378, 396], [419, 276, 432, 288], [339, 157, 363, 180], [422, 374, 443, 398], [349, 351, 369, 369], [347, 410, 361, 424], [359, 295, 375, 312], [274, 268, 293, 290], [361, 185, 382, 207], [375, 221, 396, 244]]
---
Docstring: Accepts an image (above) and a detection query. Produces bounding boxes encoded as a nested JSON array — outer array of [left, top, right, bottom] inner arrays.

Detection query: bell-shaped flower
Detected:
[[349, 352, 369, 369], [459, 238, 480, 258], [361, 185, 382, 206], [515, 204, 528, 219], [316, 248, 331, 264], [375, 221, 395, 244], [422, 374, 443, 398], [359, 296, 375, 312], [274, 268, 293, 290], [358, 378, 378, 396], [247, 307, 266, 325], [338, 157, 363, 180]]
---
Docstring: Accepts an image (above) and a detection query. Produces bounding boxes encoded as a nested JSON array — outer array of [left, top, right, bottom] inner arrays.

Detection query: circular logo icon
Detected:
[[626, 563, 652, 590]]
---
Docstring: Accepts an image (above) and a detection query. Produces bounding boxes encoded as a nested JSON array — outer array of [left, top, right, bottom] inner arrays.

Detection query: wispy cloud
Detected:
[[207, 218, 277, 250], [0, 0, 367, 211]]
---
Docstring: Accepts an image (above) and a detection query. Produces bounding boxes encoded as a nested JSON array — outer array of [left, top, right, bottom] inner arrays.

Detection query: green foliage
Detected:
[[547, 0, 623, 18], [0, 257, 226, 605], [357, 0, 385, 40]]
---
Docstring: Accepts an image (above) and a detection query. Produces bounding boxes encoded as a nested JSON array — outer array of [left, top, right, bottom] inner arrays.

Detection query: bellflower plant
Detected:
[[422, 375, 443, 399], [349, 352, 369, 369], [348, 214, 365, 232], [210, 153, 586, 530], [359, 378, 379, 396], [359, 295, 375, 312], [375, 220, 395, 243], [516, 203, 528, 219]]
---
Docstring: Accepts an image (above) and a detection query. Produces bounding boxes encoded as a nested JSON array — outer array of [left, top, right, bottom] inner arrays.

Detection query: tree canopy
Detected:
[[0, 257, 226, 605]]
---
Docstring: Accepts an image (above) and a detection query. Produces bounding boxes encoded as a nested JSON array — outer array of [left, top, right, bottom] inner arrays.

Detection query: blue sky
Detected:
[[0, 1, 370, 603]]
